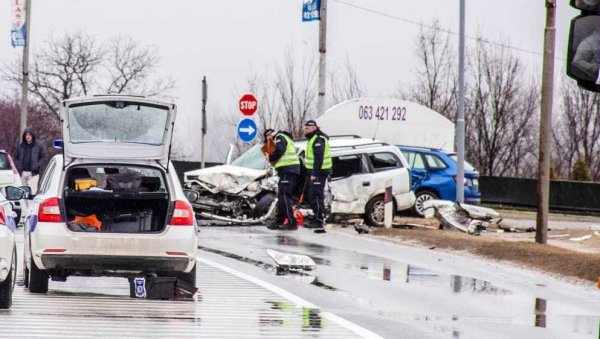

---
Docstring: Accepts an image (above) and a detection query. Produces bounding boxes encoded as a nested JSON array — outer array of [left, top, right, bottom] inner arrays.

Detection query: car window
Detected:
[[425, 154, 447, 169], [39, 159, 57, 194], [402, 150, 425, 170], [66, 165, 167, 192], [231, 144, 268, 170], [68, 102, 169, 145], [449, 154, 476, 171], [331, 154, 366, 179], [369, 152, 401, 172], [0, 153, 9, 170]]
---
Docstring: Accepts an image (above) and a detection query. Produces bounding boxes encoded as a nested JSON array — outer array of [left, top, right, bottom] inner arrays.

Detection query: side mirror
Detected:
[[183, 189, 199, 203], [53, 139, 64, 149], [5, 186, 30, 200]]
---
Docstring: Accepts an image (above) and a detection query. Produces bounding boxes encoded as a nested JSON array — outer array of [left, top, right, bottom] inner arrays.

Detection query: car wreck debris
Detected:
[[423, 200, 501, 235]]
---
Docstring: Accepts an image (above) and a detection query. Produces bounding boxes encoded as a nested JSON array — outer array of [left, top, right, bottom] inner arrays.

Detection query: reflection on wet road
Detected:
[[198, 226, 600, 339]]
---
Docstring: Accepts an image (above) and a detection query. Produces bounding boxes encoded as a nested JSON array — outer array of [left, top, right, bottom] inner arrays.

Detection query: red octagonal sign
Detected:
[[239, 93, 258, 116]]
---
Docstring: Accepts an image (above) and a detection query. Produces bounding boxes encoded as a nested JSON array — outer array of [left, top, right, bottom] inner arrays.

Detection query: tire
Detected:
[[28, 257, 49, 294], [176, 263, 197, 287], [413, 190, 439, 217], [364, 195, 394, 227], [250, 193, 276, 219], [0, 247, 16, 309], [23, 255, 29, 288]]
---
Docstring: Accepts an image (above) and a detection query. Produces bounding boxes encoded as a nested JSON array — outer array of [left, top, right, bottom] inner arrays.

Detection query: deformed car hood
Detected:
[[185, 165, 267, 194]]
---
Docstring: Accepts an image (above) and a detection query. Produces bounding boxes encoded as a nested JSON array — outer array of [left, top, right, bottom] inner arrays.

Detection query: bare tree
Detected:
[[553, 78, 600, 180], [2, 31, 174, 119], [401, 21, 458, 121], [465, 38, 538, 177], [328, 55, 365, 107]]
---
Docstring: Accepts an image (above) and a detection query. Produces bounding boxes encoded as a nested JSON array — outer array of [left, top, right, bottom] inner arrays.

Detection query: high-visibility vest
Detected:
[[305, 134, 332, 170], [274, 133, 300, 169]]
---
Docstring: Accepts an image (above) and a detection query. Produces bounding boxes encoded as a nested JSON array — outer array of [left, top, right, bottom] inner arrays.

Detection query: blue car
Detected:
[[398, 146, 481, 216]]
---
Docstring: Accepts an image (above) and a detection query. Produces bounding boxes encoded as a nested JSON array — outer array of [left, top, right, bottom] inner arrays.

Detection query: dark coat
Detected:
[[13, 127, 48, 175]]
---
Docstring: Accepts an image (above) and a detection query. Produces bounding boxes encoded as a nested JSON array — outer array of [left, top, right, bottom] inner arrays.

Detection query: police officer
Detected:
[[303, 120, 331, 229], [263, 128, 301, 230]]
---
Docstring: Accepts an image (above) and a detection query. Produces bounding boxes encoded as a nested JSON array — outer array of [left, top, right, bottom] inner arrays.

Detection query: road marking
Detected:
[[197, 256, 384, 339]]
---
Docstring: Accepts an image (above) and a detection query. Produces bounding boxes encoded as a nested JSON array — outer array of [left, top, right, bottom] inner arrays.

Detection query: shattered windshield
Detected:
[[231, 144, 268, 170], [68, 101, 169, 145]]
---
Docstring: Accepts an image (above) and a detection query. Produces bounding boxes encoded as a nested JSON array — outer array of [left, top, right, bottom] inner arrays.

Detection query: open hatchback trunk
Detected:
[[61, 96, 176, 169], [63, 164, 171, 233]]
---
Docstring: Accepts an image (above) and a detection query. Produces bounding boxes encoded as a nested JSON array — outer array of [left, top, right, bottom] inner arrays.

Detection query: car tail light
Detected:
[[38, 197, 63, 222], [170, 200, 194, 226], [0, 208, 6, 225], [453, 176, 468, 186]]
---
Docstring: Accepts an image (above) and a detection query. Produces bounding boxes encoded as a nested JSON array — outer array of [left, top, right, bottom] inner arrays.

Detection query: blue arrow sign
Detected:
[[237, 118, 258, 143]]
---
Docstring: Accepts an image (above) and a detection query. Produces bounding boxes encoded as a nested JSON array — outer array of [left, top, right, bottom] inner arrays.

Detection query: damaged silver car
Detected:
[[184, 137, 416, 227]]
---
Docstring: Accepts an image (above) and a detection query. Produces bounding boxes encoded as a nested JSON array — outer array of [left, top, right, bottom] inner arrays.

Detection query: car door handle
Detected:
[[362, 181, 370, 187]]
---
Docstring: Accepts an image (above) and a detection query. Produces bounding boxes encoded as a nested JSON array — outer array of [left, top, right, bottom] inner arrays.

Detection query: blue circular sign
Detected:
[[237, 118, 258, 143]]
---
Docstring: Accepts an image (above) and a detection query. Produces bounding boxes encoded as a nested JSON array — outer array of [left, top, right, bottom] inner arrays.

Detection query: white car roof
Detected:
[[295, 136, 394, 154]]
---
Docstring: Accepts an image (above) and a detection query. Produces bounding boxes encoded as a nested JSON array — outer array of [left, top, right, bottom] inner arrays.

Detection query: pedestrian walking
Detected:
[[303, 120, 331, 229], [13, 127, 48, 195], [263, 128, 301, 230]]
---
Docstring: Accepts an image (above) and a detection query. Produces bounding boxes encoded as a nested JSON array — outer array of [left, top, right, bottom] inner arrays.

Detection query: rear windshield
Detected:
[[65, 165, 167, 193], [0, 153, 10, 170], [449, 154, 476, 171], [68, 102, 169, 145], [231, 144, 268, 170]]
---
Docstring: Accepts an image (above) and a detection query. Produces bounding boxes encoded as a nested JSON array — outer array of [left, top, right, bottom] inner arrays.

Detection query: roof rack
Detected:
[[330, 142, 390, 150], [329, 135, 362, 139], [396, 144, 443, 152]]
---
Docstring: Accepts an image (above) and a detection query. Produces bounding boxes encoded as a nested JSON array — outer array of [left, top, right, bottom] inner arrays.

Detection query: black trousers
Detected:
[[308, 174, 327, 224], [277, 172, 299, 225]]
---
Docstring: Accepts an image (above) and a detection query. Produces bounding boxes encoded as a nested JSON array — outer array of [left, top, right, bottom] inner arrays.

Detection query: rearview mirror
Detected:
[[5, 186, 30, 200], [183, 189, 200, 203]]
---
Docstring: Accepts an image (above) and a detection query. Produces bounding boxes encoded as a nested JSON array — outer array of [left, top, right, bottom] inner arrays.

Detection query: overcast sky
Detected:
[[0, 1, 579, 161]]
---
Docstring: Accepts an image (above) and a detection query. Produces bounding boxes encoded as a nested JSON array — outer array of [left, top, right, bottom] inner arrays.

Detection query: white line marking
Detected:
[[196, 256, 384, 339]]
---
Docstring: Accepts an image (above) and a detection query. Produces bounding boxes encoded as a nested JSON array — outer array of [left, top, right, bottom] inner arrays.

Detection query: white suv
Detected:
[[23, 95, 198, 294], [185, 136, 415, 227]]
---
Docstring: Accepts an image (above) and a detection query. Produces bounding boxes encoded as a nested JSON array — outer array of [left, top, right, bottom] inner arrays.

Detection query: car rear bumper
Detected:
[[40, 254, 192, 273], [30, 222, 198, 273]]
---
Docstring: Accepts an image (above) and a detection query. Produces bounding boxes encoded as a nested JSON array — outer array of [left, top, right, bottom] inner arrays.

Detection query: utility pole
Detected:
[[19, 0, 32, 136], [536, 0, 556, 245], [317, 0, 328, 116], [201, 76, 207, 169], [456, 0, 466, 203]]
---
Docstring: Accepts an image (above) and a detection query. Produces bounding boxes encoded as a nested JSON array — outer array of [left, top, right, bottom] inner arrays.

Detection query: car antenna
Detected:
[[372, 109, 383, 141]]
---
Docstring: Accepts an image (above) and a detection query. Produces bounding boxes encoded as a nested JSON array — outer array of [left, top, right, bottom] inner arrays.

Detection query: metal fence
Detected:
[[480, 176, 600, 213]]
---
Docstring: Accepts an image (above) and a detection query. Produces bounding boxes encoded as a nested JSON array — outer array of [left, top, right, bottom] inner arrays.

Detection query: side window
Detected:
[[369, 152, 401, 172], [402, 151, 426, 170], [331, 154, 366, 179], [424, 154, 447, 170], [38, 160, 57, 194]]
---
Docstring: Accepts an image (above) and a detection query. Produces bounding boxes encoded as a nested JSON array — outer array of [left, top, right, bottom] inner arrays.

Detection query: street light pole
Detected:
[[536, 0, 556, 245], [456, 0, 466, 203], [317, 0, 328, 116], [19, 0, 32, 136]]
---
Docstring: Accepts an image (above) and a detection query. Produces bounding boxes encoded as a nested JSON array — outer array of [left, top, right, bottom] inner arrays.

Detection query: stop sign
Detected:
[[239, 93, 258, 116]]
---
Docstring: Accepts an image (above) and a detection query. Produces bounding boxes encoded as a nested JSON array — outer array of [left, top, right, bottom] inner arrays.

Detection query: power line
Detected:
[[333, 0, 566, 61]]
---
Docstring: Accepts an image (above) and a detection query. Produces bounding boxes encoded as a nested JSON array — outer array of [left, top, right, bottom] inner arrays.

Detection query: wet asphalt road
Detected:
[[3, 225, 600, 338], [197, 225, 600, 339]]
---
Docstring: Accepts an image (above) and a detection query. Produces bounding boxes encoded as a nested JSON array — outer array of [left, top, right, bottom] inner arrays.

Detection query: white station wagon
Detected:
[[23, 95, 198, 293]]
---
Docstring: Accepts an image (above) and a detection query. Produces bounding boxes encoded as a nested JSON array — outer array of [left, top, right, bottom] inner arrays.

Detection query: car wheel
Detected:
[[414, 190, 439, 217], [364, 195, 394, 227], [176, 263, 197, 287], [23, 254, 29, 288], [250, 193, 276, 219], [0, 247, 16, 309], [28, 257, 49, 294]]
